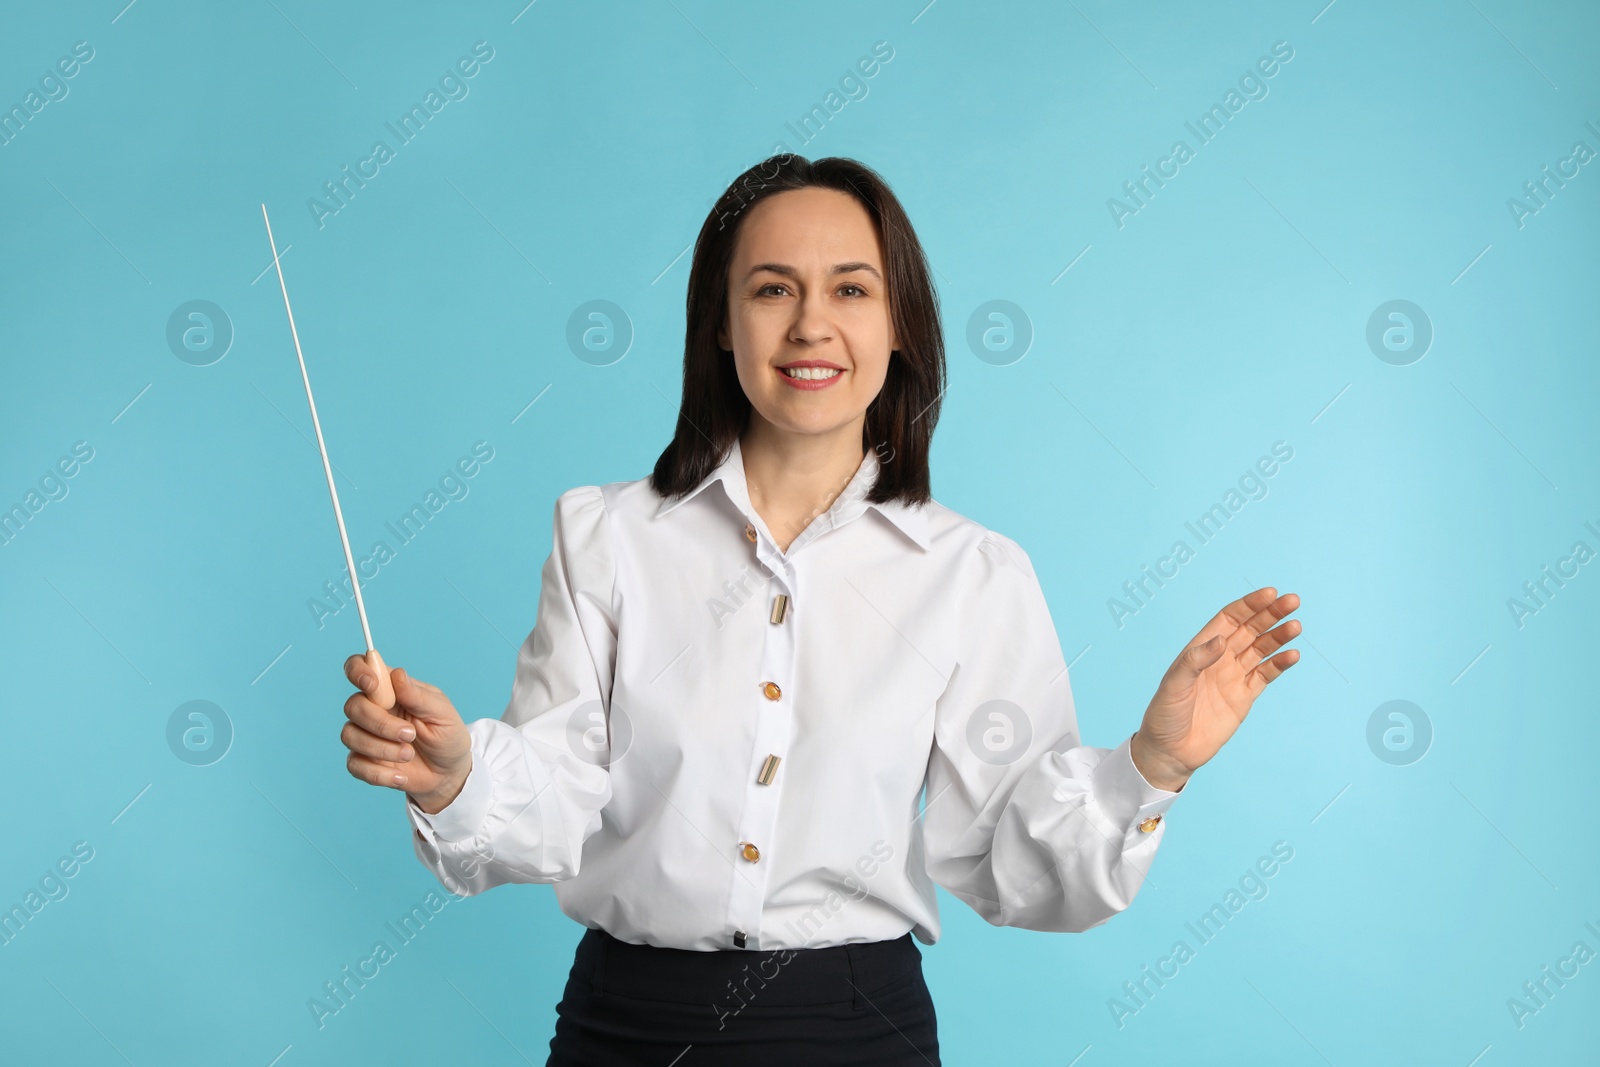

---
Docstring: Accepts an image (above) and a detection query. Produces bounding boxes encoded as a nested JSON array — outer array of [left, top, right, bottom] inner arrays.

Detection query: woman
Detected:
[[338, 155, 1302, 1065]]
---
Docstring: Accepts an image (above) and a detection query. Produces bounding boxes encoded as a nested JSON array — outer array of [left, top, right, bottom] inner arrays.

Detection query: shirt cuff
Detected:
[[407, 747, 492, 843], [1089, 733, 1182, 840]]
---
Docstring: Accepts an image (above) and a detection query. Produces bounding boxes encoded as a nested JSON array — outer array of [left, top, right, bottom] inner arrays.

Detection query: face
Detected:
[[718, 187, 898, 442]]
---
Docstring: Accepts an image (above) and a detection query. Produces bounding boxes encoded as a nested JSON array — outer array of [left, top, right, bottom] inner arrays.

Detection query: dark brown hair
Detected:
[[649, 154, 945, 507]]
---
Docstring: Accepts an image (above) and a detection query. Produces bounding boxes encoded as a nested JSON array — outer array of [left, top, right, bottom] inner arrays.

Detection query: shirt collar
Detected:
[[654, 435, 931, 551]]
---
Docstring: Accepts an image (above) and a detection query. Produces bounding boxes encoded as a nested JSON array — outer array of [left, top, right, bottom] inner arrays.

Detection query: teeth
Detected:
[[781, 366, 842, 380]]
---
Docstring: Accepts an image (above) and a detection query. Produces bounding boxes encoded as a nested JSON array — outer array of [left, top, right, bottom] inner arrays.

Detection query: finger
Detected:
[[346, 751, 413, 790], [1222, 590, 1293, 656], [392, 667, 457, 725], [1169, 633, 1227, 685], [1194, 586, 1278, 647], [344, 690, 417, 743], [1219, 585, 1279, 626], [1225, 591, 1301, 659], [341, 721, 414, 763], [364, 648, 397, 709], [343, 651, 397, 711], [1245, 648, 1301, 694], [401, 672, 444, 696], [344, 653, 376, 694], [1244, 618, 1302, 666]]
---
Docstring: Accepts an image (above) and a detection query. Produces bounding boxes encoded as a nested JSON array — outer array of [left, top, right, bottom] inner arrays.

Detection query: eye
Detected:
[[754, 281, 870, 298]]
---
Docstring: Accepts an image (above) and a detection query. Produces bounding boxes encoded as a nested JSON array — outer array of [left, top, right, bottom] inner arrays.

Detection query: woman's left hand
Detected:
[[1129, 587, 1302, 792]]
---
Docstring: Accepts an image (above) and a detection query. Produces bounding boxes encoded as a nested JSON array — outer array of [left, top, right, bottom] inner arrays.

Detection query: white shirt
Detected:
[[405, 435, 1182, 951]]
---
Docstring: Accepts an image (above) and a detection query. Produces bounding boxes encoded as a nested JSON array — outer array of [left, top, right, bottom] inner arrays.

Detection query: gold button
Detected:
[[769, 593, 789, 625], [762, 681, 781, 701], [744, 522, 757, 542], [1138, 815, 1162, 833], [757, 754, 781, 785], [740, 841, 761, 862]]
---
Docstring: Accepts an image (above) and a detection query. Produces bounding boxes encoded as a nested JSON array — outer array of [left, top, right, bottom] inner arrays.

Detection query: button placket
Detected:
[[723, 522, 797, 951]]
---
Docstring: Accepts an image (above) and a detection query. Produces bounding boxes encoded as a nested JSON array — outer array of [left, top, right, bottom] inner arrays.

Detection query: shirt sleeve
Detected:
[[404, 484, 617, 897], [921, 530, 1183, 933]]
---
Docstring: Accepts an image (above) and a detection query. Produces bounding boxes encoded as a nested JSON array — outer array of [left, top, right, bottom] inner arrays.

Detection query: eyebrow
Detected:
[[743, 261, 883, 283]]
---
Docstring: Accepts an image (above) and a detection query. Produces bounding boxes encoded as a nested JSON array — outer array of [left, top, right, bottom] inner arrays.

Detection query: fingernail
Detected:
[[392, 774, 405, 787], [398, 726, 416, 742], [358, 673, 375, 692]]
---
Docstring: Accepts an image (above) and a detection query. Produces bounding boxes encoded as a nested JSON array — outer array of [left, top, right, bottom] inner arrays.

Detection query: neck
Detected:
[[740, 417, 866, 548]]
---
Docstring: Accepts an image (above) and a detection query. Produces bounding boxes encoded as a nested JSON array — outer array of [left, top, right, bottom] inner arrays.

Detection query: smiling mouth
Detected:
[[780, 366, 843, 380]]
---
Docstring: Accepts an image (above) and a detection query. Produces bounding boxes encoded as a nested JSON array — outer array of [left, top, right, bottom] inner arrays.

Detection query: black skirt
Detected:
[[545, 926, 941, 1066]]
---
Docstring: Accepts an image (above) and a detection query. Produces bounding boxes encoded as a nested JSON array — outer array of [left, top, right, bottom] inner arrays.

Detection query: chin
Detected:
[[764, 410, 865, 438]]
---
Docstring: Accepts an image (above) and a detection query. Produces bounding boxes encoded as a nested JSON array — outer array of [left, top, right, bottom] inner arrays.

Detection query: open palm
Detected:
[[1132, 587, 1302, 789]]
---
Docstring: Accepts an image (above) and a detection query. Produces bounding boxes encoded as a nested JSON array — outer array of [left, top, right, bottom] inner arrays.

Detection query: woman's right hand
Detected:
[[341, 653, 473, 814]]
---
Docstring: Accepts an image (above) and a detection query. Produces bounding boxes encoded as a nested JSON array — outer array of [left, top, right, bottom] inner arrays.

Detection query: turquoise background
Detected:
[[3, 1, 1597, 1063]]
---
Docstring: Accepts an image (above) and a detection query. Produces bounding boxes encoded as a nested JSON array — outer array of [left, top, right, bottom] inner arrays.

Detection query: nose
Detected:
[[788, 288, 835, 346]]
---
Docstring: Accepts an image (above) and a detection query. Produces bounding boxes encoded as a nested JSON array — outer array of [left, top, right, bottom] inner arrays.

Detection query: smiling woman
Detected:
[[655, 156, 946, 549], [337, 154, 1302, 1067]]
